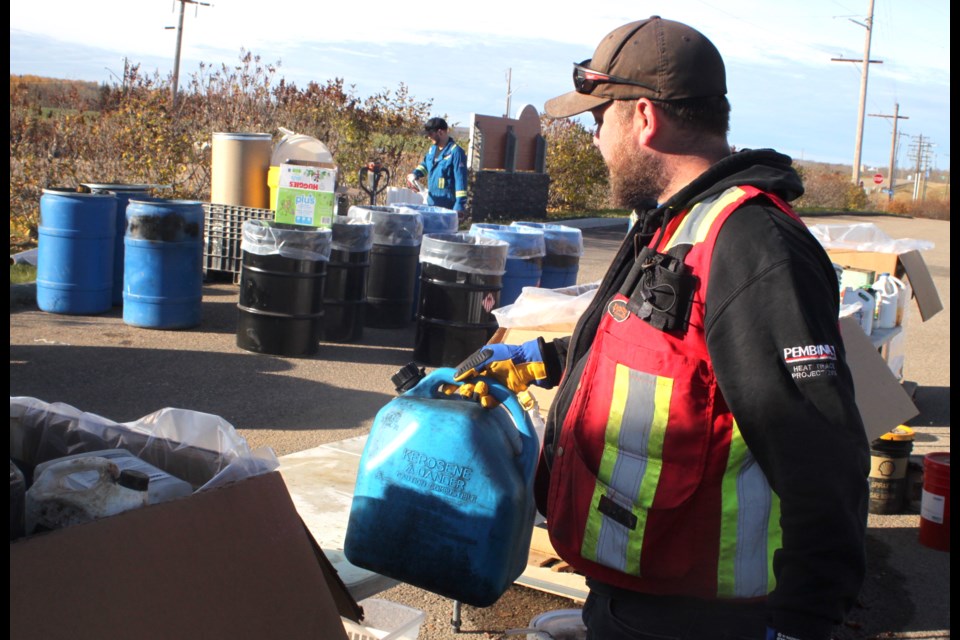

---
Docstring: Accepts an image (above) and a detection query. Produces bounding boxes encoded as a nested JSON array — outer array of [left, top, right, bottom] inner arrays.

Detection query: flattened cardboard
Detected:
[[839, 317, 919, 441], [496, 321, 919, 444], [827, 249, 942, 321], [10, 472, 349, 640]]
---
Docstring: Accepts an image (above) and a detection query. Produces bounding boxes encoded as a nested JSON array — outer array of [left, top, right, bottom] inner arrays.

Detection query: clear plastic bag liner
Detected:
[[492, 282, 600, 331], [419, 233, 509, 275], [397, 204, 459, 234], [10, 396, 278, 492], [511, 221, 584, 256], [349, 205, 423, 246], [469, 223, 546, 258], [241, 219, 332, 261], [807, 222, 934, 254], [331, 215, 374, 252]]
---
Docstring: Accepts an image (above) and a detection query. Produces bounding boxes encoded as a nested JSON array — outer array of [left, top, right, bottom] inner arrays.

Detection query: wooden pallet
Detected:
[[517, 523, 588, 602]]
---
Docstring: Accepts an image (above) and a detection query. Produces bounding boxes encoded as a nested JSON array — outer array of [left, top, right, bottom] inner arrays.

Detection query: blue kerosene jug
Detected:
[[344, 365, 539, 607]]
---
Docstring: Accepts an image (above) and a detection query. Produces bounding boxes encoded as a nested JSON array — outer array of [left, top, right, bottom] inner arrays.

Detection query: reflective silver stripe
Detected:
[[593, 366, 659, 571], [732, 452, 775, 597]]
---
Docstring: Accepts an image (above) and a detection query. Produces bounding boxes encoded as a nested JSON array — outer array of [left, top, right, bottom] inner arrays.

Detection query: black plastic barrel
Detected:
[[323, 216, 374, 343], [82, 183, 155, 306], [399, 204, 459, 320], [414, 233, 509, 367], [469, 223, 545, 307], [350, 205, 423, 329], [512, 222, 584, 289], [37, 188, 117, 315], [123, 199, 205, 329], [236, 221, 332, 356], [869, 426, 915, 514]]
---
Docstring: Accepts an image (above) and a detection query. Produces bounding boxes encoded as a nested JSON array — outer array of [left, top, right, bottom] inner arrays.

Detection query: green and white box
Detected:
[[275, 161, 336, 228]]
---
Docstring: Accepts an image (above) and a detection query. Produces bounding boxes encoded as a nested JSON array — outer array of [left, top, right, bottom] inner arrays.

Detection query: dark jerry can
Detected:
[[344, 368, 539, 607]]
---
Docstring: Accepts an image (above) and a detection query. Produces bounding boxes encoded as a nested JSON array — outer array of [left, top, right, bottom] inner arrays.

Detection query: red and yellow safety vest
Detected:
[[545, 185, 800, 599]]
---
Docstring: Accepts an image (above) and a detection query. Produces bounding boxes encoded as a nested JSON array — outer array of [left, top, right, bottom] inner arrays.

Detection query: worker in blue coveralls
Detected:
[[407, 117, 469, 220]]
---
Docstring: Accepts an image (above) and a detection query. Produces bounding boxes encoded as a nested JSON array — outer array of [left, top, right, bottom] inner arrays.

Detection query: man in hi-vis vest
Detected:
[[452, 16, 868, 640]]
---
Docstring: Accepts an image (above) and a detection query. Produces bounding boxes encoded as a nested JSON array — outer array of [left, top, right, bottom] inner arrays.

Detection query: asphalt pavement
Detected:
[[9, 213, 949, 639]]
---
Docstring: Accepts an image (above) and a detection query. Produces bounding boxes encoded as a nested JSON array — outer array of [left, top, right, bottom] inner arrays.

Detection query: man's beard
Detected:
[[608, 137, 670, 211]]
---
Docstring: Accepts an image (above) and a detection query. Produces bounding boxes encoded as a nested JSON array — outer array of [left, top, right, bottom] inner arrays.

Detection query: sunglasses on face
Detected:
[[573, 60, 656, 95]]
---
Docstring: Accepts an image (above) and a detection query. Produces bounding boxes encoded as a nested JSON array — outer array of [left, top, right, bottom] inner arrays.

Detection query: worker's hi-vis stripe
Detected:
[[717, 420, 781, 597], [582, 364, 671, 576], [664, 188, 747, 251], [455, 190, 468, 198], [415, 164, 426, 174]]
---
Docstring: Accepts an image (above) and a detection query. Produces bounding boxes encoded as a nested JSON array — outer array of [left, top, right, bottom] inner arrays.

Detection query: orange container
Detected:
[[918, 452, 950, 552]]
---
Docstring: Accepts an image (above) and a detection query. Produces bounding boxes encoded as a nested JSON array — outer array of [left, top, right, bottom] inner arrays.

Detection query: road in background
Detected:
[[10, 214, 949, 639]]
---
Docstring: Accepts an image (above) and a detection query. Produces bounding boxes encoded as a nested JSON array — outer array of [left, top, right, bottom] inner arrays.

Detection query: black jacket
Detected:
[[539, 149, 869, 640]]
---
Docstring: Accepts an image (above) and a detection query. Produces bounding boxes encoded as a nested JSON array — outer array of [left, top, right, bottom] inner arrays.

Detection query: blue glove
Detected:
[[453, 339, 550, 394]]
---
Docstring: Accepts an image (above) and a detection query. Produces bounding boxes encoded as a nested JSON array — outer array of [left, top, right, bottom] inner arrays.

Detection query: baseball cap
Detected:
[[424, 117, 449, 132], [544, 16, 727, 119]]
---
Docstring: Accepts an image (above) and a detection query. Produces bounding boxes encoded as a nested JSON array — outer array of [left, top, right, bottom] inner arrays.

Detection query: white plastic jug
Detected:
[[26, 456, 150, 533], [871, 273, 900, 329], [842, 287, 875, 336], [32, 448, 193, 506], [271, 127, 332, 166]]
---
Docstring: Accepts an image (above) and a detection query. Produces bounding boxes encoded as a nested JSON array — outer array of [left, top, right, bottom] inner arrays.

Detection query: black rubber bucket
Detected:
[[236, 221, 332, 356], [350, 205, 423, 329], [868, 426, 915, 515], [323, 217, 374, 343], [414, 233, 509, 367]]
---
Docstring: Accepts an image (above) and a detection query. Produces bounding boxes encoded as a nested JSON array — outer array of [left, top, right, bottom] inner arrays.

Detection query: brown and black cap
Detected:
[[544, 16, 727, 119]]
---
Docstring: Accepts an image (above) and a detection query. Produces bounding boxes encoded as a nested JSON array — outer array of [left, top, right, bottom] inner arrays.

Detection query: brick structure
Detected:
[[467, 105, 549, 222]]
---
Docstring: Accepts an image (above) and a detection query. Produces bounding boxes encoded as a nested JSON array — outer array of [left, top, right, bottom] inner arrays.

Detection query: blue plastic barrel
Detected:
[[469, 223, 545, 307], [345, 368, 538, 607], [399, 204, 459, 320], [37, 188, 117, 315], [82, 183, 154, 306], [123, 199, 204, 329], [512, 222, 584, 289]]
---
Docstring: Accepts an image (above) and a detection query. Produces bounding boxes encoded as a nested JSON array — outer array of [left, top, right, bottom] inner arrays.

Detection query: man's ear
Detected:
[[634, 98, 659, 146]]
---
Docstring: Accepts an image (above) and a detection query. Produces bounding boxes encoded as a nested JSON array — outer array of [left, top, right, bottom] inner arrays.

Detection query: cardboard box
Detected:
[[275, 160, 337, 228], [827, 249, 942, 321], [9, 408, 363, 640]]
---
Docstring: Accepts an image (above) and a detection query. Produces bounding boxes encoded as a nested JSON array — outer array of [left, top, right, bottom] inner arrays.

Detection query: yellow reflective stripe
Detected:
[[582, 366, 630, 561], [415, 164, 426, 174], [717, 421, 748, 597], [664, 187, 747, 250], [455, 190, 467, 197], [439, 178, 445, 189], [767, 491, 781, 591]]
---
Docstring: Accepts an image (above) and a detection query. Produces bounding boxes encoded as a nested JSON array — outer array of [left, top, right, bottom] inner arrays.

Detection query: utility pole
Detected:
[[868, 103, 909, 201], [830, 0, 881, 187], [505, 68, 513, 119], [908, 135, 934, 201], [167, 0, 210, 108]]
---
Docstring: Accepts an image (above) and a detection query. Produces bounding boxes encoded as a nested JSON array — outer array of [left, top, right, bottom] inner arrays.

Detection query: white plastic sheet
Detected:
[[492, 283, 599, 331], [807, 222, 934, 254]]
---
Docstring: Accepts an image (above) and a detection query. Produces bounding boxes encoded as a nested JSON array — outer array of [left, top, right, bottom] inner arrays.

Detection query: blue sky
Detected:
[[9, 0, 950, 174]]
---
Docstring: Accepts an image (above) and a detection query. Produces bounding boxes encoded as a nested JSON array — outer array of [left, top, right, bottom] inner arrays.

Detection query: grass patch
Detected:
[[10, 263, 37, 284]]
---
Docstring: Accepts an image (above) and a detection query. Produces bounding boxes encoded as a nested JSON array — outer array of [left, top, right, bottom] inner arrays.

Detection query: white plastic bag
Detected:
[[492, 282, 599, 331], [807, 222, 934, 254]]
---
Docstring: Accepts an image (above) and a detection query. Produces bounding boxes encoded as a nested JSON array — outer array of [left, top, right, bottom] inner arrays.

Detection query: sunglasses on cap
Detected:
[[573, 60, 656, 95]]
